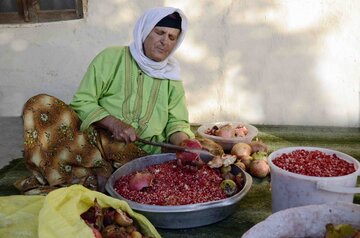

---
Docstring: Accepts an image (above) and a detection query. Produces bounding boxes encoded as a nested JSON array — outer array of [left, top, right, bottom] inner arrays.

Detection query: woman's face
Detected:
[[143, 26, 181, 62]]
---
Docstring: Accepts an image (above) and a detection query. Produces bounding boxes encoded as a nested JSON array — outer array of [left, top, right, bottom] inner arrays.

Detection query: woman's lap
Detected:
[[19, 94, 147, 193]]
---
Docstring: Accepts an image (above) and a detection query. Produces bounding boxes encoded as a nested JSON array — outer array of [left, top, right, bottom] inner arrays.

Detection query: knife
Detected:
[[137, 138, 215, 163]]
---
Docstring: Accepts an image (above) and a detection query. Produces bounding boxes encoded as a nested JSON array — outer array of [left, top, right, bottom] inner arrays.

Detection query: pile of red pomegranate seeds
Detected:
[[272, 149, 356, 177], [113, 160, 227, 206]]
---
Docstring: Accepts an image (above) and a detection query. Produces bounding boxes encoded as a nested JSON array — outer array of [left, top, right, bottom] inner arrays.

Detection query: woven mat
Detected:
[[0, 157, 31, 196]]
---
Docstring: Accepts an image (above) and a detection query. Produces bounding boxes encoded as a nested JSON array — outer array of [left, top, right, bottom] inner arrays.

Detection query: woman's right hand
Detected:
[[95, 115, 137, 144]]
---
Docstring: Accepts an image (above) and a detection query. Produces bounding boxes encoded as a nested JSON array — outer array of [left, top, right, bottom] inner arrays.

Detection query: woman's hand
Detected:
[[169, 131, 190, 146], [95, 115, 137, 144]]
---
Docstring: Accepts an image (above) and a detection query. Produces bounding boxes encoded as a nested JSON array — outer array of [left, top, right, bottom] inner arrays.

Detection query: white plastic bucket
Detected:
[[268, 146, 360, 213]]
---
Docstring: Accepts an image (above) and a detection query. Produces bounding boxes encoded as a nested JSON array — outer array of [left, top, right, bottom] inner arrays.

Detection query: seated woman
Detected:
[[16, 7, 196, 194]]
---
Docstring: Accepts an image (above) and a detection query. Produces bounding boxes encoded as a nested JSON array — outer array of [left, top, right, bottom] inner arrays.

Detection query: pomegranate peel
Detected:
[[128, 172, 154, 191], [207, 155, 223, 168], [207, 154, 237, 168], [176, 139, 203, 167], [222, 154, 237, 167], [81, 199, 147, 238], [234, 126, 248, 137], [114, 209, 133, 226], [91, 227, 102, 238], [214, 124, 235, 138]]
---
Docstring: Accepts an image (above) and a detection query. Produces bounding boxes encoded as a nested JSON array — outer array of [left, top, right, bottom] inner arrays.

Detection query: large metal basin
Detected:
[[105, 153, 252, 229]]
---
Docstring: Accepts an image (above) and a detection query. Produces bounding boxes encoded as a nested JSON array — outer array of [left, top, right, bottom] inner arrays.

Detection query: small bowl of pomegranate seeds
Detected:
[[197, 121, 258, 151], [105, 153, 253, 229], [267, 146, 360, 213]]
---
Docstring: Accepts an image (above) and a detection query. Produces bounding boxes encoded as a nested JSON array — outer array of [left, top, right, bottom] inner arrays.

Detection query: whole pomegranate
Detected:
[[249, 159, 270, 178]]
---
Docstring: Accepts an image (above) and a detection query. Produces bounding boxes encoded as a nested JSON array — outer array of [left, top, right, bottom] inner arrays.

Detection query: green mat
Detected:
[[0, 125, 359, 237], [0, 157, 31, 196]]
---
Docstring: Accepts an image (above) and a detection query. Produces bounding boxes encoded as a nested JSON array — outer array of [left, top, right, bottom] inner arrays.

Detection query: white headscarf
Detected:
[[129, 7, 188, 81]]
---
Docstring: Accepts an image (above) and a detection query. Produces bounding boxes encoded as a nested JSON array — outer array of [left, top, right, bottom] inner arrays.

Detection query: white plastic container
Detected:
[[268, 146, 360, 213], [242, 202, 360, 238]]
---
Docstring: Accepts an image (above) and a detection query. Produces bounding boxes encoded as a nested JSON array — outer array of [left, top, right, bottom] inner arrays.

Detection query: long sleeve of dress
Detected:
[[165, 81, 195, 140], [70, 47, 124, 131]]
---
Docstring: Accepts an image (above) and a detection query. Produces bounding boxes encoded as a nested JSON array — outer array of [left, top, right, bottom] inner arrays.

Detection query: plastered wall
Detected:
[[1, 0, 359, 127]]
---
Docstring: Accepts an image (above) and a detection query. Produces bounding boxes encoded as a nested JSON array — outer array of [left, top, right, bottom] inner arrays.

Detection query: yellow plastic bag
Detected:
[[0, 195, 44, 238], [0, 185, 161, 238], [38, 185, 161, 238]]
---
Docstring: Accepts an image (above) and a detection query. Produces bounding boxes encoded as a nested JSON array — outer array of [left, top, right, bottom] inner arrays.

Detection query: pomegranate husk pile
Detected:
[[202, 123, 271, 178], [205, 139, 270, 179], [205, 123, 249, 138], [81, 198, 150, 238]]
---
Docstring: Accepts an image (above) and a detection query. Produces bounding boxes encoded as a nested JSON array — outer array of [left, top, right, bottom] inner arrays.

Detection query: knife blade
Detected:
[[137, 138, 215, 163]]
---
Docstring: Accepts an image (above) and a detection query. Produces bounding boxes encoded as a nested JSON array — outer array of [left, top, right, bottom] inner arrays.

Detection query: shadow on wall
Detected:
[[1, 0, 353, 127], [0, 0, 167, 116], [173, 1, 343, 126]]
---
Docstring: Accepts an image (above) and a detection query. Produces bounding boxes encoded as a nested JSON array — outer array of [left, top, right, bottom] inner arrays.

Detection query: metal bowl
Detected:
[[105, 153, 253, 229]]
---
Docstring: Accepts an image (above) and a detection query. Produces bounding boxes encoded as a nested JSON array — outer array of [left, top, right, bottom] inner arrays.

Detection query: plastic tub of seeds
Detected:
[[106, 153, 252, 229], [267, 146, 360, 213]]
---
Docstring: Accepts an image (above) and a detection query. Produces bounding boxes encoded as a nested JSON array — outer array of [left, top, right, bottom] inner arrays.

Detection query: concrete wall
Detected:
[[1, 0, 359, 127]]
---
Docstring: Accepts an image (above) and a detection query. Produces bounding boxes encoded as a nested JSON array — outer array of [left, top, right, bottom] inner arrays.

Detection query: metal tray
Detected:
[[105, 153, 253, 229]]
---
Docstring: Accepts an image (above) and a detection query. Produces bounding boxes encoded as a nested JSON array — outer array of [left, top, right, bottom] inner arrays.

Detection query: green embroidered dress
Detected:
[[70, 46, 194, 154]]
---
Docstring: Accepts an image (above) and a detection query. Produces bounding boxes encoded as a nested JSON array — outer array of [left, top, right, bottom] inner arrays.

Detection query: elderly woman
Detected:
[[17, 7, 195, 194]]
